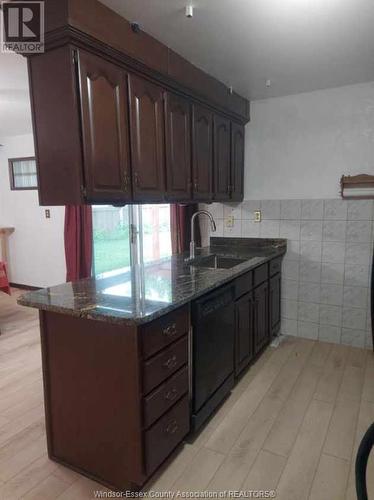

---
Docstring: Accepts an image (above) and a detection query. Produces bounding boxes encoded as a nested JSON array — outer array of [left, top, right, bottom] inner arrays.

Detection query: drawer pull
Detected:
[[165, 419, 178, 435], [165, 388, 178, 401], [163, 356, 177, 370], [163, 323, 177, 337]]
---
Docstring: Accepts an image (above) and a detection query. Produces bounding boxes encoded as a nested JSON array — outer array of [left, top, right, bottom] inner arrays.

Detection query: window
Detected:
[[139, 205, 172, 264], [8, 157, 38, 190], [92, 204, 172, 276]]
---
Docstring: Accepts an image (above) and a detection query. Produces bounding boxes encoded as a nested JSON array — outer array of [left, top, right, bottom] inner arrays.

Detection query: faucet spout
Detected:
[[188, 210, 217, 260]]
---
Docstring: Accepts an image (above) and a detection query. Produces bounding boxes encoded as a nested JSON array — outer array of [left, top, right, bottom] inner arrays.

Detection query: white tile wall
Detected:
[[200, 199, 374, 349]]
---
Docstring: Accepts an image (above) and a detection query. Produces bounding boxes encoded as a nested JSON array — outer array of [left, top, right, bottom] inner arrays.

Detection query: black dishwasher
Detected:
[[191, 283, 235, 431]]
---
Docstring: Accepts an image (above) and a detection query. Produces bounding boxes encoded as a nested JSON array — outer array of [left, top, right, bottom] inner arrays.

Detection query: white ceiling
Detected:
[[101, 0, 374, 100], [0, 52, 32, 140]]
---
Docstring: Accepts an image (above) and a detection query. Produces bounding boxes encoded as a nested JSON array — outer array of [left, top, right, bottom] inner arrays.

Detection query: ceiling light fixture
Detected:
[[185, 5, 193, 18]]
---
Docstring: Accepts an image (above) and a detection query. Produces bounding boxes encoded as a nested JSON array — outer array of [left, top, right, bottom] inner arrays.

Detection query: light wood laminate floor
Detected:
[[0, 290, 372, 499]]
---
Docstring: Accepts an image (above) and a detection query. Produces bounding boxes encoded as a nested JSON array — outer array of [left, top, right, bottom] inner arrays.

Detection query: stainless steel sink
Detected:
[[189, 255, 247, 269]]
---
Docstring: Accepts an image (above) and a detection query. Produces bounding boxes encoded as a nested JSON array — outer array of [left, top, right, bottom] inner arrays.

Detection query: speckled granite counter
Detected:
[[18, 238, 286, 325]]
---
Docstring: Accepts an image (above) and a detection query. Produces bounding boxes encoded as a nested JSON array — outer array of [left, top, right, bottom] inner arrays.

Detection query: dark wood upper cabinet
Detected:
[[253, 281, 270, 355], [231, 122, 245, 201], [77, 50, 131, 203], [128, 75, 166, 202], [235, 292, 254, 377], [213, 114, 231, 201], [28, 46, 84, 205], [164, 93, 191, 201], [192, 104, 213, 201], [27, 12, 249, 207]]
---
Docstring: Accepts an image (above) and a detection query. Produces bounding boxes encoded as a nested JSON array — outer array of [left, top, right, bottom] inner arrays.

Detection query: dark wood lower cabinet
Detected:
[[235, 292, 254, 376], [253, 281, 270, 355], [234, 258, 282, 376], [270, 273, 281, 337], [39, 305, 191, 491], [37, 258, 281, 491]]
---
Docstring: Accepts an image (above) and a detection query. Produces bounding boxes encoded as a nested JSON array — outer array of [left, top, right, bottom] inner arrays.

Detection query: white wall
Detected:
[[0, 134, 66, 288], [245, 82, 374, 200]]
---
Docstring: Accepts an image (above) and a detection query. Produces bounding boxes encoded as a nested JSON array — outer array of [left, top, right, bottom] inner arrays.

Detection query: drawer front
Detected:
[[141, 305, 189, 359], [145, 395, 190, 474], [143, 366, 189, 428], [269, 257, 281, 277], [235, 271, 253, 299], [254, 263, 268, 287], [143, 336, 188, 395]]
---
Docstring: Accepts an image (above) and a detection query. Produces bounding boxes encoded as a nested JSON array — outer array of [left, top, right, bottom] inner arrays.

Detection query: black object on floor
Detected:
[[355, 421, 374, 500], [371, 243, 373, 352]]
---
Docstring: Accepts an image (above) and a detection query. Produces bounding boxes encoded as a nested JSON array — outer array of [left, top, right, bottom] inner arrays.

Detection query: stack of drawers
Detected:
[[140, 305, 190, 474]]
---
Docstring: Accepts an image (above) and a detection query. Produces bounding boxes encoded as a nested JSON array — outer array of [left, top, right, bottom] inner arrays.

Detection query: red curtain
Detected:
[[64, 206, 93, 282], [170, 204, 200, 254]]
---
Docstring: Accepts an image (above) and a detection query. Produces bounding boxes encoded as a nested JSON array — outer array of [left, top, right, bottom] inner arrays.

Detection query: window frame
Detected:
[[8, 156, 38, 191]]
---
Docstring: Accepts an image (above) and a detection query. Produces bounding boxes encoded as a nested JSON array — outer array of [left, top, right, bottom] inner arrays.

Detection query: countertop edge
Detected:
[[17, 246, 286, 326]]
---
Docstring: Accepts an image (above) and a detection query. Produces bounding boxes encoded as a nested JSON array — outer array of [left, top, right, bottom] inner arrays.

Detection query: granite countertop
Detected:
[[18, 237, 286, 326]]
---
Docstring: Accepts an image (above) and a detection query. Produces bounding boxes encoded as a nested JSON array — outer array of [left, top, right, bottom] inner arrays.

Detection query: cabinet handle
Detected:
[[163, 355, 177, 370], [194, 181, 198, 191], [165, 419, 178, 435], [164, 388, 178, 401], [134, 172, 139, 187], [163, 323, 177, 337]]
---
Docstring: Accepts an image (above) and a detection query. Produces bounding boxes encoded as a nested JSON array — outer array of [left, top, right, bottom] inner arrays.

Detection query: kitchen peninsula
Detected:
[[19, 237, 286, 491]]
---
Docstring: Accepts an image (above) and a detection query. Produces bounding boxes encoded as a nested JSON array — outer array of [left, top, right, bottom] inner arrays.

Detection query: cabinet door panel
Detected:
[[165, 93, 191, 200], [254, 281, 270, 355], [192, 104, 213, 201], [78, 50, 131, 203], [128, 75, 165, 202], [213, 115, 231, 201], [231, 122, 245, 201], [270, 273, 281, 337], [235, 292, 254, 376]]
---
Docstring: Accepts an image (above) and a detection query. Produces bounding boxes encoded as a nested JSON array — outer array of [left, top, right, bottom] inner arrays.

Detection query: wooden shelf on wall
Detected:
[[340, 174, 374, 199]]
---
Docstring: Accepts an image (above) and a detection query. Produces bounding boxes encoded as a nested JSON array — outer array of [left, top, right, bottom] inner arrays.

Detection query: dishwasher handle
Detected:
[[192, 284, 235, 321]]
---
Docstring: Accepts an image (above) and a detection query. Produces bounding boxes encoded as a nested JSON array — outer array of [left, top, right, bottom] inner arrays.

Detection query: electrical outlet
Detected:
[[254, 210, 262, 222], [45, 209, 51, 219], [226, 216, 234, 228]]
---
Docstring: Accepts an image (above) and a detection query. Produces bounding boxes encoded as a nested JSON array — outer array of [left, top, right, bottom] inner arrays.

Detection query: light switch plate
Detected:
[[225, 216, 234, 228], [254, 210, 262, 222], [45, 209, 51, 219]]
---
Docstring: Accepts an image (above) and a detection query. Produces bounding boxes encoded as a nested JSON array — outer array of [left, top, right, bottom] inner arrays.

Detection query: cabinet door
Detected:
[[128, 74, 166, 202], [270, 273, 281, 337], [165, 93, 191, 201], [213, 114, 231, 201], [192, 104, 213, 201], [235, 292, 254, 376], [77, 50, 131, 203], [231, 122, 245, 201], [253, 281, 270, 355]]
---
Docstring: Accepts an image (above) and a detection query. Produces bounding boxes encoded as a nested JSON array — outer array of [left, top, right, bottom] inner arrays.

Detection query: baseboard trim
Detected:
[[9, 282, 41, 291]]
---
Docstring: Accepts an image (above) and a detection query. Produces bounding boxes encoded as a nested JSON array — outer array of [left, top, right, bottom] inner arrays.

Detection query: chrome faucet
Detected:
[[189, 210, 217, 260]]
